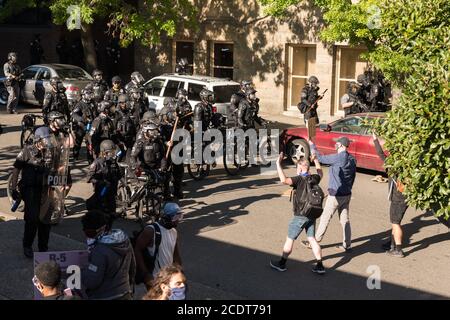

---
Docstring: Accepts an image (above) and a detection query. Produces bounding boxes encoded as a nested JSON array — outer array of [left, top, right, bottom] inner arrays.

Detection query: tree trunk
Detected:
[[80, 22, 97, 72]]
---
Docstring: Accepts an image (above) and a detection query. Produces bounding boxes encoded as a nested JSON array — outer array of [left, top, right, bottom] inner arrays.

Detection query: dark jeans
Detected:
[[172, 163, 184, 196]]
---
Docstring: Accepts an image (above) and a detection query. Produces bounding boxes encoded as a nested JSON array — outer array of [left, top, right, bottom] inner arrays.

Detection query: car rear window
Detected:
[[56, 68, 92, 80], [213, 85, 240, 103]]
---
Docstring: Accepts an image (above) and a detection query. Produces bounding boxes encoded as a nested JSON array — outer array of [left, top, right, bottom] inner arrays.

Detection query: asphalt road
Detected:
[[0, 105, 449, 300]]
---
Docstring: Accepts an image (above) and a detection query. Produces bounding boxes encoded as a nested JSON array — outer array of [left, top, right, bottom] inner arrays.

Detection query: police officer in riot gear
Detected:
[[88, 101, 117, 158], [341, 81, 364, 116], [3, 52, 22, 114], [71, 88, 96, 161], [130, 122, 170, 199], [43, 77, 70, 122], [194, 88, 215, 131], [129, 86, 149, 120], [298, 76, 323, 138], [230, 80, 252, 125], [175, 88, 193, 129], [86, 139, 122, 227], [10, 126, 55, 258], [86, 69, 109, 104], [104, 76, 125, 105], [115, 94, 137, 162], [237, 87, 265, 130], [175, 58, 190, 75], [125, 71, 145, 93], [159, 97, 177, 141]]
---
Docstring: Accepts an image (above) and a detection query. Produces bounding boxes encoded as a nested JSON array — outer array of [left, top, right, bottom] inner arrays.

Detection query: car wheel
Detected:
[[0, 86, 8, 105], [287, 139, 310, 164]]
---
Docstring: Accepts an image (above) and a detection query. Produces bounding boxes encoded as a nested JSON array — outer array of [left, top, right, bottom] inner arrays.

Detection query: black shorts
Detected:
[[390, 200, 408, 224]]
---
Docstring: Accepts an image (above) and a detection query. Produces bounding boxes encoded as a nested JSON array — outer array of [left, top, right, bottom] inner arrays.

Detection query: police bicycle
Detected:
[[116, 165, 165, 224], [20, 114, 44, 147], [223, 120, 275, 176]]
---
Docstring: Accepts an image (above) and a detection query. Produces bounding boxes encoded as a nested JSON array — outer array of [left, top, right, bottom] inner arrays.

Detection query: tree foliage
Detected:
[[258, 0, 450, 218], [1, 0, 198, 48]]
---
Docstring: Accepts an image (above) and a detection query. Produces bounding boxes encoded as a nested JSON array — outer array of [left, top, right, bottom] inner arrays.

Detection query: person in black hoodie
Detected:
[[81, 210, 136, 300]]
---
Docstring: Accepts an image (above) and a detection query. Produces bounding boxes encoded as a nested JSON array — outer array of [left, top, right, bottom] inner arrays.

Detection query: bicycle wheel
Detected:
[[20, 128, 34, 148], [223, 137, 250, 176], [116, 181, 130, 218], [187, 159, 210, 181], [7, 172, 24, 212]]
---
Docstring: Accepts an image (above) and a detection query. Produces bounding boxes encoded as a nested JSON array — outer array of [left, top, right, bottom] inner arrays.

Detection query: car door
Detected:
[[21, 66, 40, 103], [161, 80, 185, 111], [144, 78, 166, 111], [315, 117, 361, 161], [35, 67, 52, 105]]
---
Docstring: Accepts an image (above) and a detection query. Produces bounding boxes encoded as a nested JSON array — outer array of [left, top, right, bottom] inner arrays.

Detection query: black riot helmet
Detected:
[[175, 88, 188, 102], [163, 97, 175, 108], [100, 139, 116, 154], [7, 52, 17, 63], [199, 88, 215, 103], [98, 101, 111, 115], [81, 87, 94, 102], [56, 82, 66, 93], [307, 76, 319, 89], [130, 71, 144, 85], [347, 81, 360, 95], [141, 110, 157, 124], [111, 76, 122, 87], [47, 111, 66, 130], [240, 80, 252, 91], [92, 69, 103, 81], [142, 122, 159, 141], [245, 88, 257, 101], [33, 126, 52, 149], [118, 94, 129, 111], [50, 77, 61, 90]]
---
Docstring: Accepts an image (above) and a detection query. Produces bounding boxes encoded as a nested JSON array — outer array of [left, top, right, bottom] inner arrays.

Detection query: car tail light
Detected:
[[66, 85, 79, 92], [212, 106, 217, 113]]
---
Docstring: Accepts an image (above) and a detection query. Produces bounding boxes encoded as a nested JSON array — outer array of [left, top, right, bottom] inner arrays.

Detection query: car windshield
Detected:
[[213, 85, 240, 103], [56, 68, 92, 80]]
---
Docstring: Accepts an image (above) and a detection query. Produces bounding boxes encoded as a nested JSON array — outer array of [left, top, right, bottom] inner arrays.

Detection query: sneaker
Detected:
[[312, 263, 326, 275], [301, 240, 312, 249], [336, 245, 352, 252], [270, 260, 287, 272], [387, 248, 405, 258], [23, 247, 33, 259]]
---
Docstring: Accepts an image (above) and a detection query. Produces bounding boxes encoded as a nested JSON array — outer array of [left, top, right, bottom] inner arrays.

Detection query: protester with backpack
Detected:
[[270, 152, 325, 274], [303, 137, 357, 252], [133, 202, 183, 290], [81, 210, 136, 300]]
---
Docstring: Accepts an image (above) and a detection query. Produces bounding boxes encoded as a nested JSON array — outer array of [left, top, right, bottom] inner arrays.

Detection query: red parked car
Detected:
[[281, 113, 386, 172]]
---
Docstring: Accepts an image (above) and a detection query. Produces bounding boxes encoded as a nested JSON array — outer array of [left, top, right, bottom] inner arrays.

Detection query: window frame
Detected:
[[210, 41, 234, 79], [173, 40, 195, 74]]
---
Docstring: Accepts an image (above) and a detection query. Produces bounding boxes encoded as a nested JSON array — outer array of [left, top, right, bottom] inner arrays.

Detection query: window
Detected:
[[212, 43, 234, 79], [37, 68, 51, 80], [56, 68, 92, 80], [286, 45, 316, 109], [331, 117, 363, 134], [213, 85, 240, 103], [163, 80, 185, 98], [145, 79, 165, 96], [187, 83, 204, 101], [335, 48, 368, 112], [22, 67, 40, 80], [175, 41, 194, 74]]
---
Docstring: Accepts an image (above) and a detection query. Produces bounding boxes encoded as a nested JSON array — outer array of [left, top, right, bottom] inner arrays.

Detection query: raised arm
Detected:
[[276, 152, 293, 185]]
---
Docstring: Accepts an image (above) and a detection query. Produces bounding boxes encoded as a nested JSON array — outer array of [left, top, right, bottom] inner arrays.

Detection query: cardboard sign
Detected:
[[33, 250, 89, 300]]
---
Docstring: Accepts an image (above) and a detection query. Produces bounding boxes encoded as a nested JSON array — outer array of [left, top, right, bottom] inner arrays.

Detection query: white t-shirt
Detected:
[[146, 222, 178, 277]]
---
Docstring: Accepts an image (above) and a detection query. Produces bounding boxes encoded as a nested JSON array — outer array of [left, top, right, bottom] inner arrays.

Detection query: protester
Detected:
[[134, 202, 183, 289], [33, 261, 80, 300], [270, 152, 325, 274], [81, 210, 136, 300], [142, 264, 187, 300], [303, 137, 356, 252], [373, 132, 408, 257]]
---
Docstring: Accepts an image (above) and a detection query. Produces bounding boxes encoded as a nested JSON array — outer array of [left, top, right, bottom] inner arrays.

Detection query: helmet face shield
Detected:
[[53, 117, 66, 129], [132, 73, 144, 84]]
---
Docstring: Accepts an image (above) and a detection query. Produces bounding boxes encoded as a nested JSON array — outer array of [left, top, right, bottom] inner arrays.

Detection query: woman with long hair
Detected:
[[143, 264, 187, 300]]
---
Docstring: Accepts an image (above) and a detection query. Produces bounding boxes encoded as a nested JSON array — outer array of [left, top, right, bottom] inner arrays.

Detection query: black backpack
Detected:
[[291, 175, 325, 220], [130, 222, 162, 284], [297, 102, 308, 114]]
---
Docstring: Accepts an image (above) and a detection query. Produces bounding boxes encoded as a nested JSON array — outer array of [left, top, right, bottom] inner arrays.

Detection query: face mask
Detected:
[[298, 172, 309, 177], [169, 286, 186, 300]]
